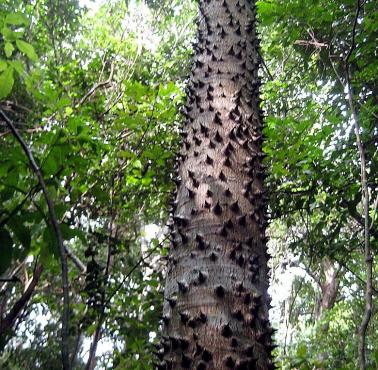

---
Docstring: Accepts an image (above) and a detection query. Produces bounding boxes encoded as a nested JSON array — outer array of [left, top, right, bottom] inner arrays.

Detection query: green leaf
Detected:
[[0, 67, 14, 100], [0, 60, 7, 72], [10, 60, 25, 75], [257, 1, 276, 26], [43, 155, 58, 176], [5, 13, 29, 26], [42, 226, 59, 259], [1, 27, 17, 41], [4, 42, 14, 58], [65, 106, 73, 116], [374, 350, 378, 367], [61, 224, 86, 243], [15, 40, 38, 62], [0, 228, 13, 274], [296, 343, 307, 359], [8, 217, 31, 252]]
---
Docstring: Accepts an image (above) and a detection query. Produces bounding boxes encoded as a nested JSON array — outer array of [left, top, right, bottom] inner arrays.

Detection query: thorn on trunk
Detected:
[[215, 285, 225, 297]]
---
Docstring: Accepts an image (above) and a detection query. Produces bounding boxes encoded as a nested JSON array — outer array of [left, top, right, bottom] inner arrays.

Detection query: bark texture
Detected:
[[319, 258, 339, 314], [159, 0, 274, 369]]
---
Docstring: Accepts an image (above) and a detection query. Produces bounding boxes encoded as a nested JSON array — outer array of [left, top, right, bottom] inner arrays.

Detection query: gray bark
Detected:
[[159, 0, 274, 369], [319, 258, 339, 315]]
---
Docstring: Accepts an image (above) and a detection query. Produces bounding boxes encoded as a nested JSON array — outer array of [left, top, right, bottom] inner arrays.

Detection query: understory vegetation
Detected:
[[0, 0, 376, 369]]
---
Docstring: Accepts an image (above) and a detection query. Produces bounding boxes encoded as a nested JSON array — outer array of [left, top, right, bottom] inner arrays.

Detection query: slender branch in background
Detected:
[[78, 62, 115, 106], [290, 260, 321, 287], [294, 39, 328, 49], [346, 68, 373, 370], [65, 245, 86, 273], [341, 199, 378, 240], [70, 327, 83, 369], [343, 2, 372, 367], [257, 49, 274, 81], [0, 127, 42, 138], [85, 177, 116, 370], [1, 100, 33, 113], [345, 0, 363, 64], [369, 195, 378, 231], [0, 109, 71, 370], [283, 277, 304, 355], [333, 256, 378, 296], [0, 264, 43, 344], [327, 1, 372, 365], [85, 320, 102, 370], [105, 235, 169, 307], [85, 233, 167, 370], [0, 277, 21, 283], [117, 90, 160, 174]]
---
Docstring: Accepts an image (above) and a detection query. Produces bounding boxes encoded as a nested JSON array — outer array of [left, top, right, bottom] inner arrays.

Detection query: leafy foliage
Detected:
[[258, 0, 377, 368]]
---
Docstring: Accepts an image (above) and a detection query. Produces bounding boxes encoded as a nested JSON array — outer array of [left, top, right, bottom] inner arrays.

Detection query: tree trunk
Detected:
[[159, 0, 274, 369], [319, 258, 339, 315]]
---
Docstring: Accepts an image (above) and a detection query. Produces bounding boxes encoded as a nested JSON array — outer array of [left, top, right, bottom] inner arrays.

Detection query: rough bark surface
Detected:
[[159, 0, 274, 369], [319, 258, 338, 314]]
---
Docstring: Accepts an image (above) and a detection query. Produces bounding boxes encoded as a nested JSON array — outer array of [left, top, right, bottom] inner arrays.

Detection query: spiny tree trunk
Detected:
[[159, 0, 274, 369]]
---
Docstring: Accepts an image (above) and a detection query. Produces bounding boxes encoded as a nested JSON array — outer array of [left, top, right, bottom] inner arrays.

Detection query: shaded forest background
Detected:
[[0, 0, 376, 369]]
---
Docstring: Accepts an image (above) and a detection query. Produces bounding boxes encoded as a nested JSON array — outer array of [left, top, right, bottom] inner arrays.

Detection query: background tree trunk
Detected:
[[160, 0, 274, 369], [319, 258, 339, 315]]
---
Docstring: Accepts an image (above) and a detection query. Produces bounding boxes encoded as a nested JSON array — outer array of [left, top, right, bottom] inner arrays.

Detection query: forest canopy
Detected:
[[0, 0, 376, 369]]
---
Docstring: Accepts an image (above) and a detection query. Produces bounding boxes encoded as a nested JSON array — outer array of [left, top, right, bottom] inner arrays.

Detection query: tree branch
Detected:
[[65, 245, 86, 273], [0, 109, 71, 370], [289, 260, 322, 287], [0, 264, 43, 344], [341, 199, 378, 240], [78, 62, 114, 106], [344, 60, 373, 369], [345, 0, 363, 64], [257, 49, 274, 81], [333, 256, 378, 296]]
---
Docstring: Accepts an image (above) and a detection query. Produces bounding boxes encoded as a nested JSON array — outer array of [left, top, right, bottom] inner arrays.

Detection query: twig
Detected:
[[105, 235, 169, 307], [0, 277, 21, 283], [0, 182, 86, 274], [0, 186, 36, 228], [294, 40, 328, 49], [0, 109, 71, 370], [85, 233, 166, 370], [1, 100, 33, 113], [0, 262, 25, 293], [0, 264, 43, 345], [333, 256, 378, 296], [283, 277, 304, 354], [70, 327, 83, 369], [65, 245, 86, 273], [290, 261, 321, 287], [257, 49, 274, 81], [345, 0, 363, 63], [0, 127, 42, 138], [85, 177, 117, 370], [369, 195, 378, 231], [341, 198, 378, 240], [78, 62, 115, 106]]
